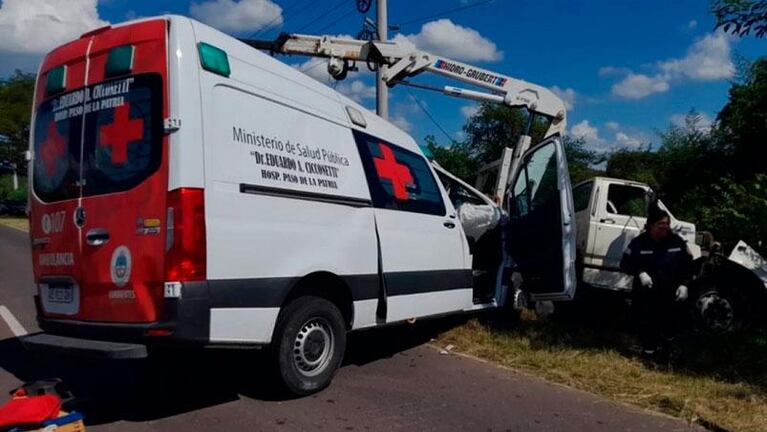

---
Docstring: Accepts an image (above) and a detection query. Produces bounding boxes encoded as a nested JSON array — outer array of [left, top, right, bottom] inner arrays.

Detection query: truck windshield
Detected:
[[33, 73, 163, 202]]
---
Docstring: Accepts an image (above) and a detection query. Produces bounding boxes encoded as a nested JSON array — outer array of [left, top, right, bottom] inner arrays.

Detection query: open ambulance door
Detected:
[[506, 136, 576, 301]]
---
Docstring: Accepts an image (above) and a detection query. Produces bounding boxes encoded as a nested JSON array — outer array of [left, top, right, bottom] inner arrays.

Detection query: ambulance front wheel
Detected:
[[272, 296, 347, 395]]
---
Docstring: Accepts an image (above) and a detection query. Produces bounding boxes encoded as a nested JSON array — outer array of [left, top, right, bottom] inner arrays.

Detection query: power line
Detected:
[[252, 0, 316, 37], [315, 6, 359, 34], [397, 0, 494, 27], [406, 89, 456, 144], [294, 0, 349, 33]]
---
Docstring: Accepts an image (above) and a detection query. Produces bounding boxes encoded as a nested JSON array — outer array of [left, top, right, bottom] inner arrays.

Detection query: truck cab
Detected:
[[573, 177, 700, 292]]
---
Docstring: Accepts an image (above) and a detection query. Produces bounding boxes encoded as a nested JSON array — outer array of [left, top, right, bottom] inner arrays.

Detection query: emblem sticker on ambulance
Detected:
[[110, 246, 132, 287]]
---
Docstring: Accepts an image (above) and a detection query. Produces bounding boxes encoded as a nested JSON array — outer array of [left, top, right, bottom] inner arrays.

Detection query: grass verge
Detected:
[[0, 217, 28, 232], [436, 300, 767, 432]]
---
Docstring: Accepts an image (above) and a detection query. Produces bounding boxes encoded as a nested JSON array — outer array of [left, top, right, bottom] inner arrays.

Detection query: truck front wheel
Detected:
[[692, 288, 742, 333], [272, 296, 347, 395]]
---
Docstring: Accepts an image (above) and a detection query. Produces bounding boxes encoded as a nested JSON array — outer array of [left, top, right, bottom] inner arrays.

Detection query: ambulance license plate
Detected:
[[46, 285, 73, 304]]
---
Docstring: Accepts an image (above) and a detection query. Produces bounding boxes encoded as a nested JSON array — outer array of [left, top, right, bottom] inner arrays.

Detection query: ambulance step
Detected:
[[21, 333, 148, 360]]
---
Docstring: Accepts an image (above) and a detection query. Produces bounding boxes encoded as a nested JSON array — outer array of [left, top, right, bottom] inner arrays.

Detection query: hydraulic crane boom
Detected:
[[243, 33, 566, 136], [242, 33, 568, 203]]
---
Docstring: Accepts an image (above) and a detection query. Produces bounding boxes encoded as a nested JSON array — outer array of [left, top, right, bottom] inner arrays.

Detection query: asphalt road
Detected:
[[0, 224, 702, 431]]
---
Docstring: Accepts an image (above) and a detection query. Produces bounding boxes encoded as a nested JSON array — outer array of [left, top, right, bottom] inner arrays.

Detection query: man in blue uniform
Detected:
[[620, 203, 693, 358]]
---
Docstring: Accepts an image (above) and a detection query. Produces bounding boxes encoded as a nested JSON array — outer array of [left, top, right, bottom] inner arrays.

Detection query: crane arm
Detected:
[[242, 34, 567, 138]]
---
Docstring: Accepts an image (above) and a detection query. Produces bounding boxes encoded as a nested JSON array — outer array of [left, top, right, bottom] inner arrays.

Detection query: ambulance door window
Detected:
[[82, 73, 163, 197], [354, 131, 446, 216], [32, 93, 84, 203]]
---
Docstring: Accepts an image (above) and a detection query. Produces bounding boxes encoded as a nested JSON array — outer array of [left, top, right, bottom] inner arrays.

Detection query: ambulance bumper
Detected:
[[21, 333, 148, 360], [31, 281, 212, 348]]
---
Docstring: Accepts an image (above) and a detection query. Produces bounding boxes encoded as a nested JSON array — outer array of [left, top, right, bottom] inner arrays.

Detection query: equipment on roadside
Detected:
[[0, 380, 83, 432]]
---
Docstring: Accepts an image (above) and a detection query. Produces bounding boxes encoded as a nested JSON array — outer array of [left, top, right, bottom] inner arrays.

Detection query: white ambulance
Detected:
[[23, 15, 576, 394]]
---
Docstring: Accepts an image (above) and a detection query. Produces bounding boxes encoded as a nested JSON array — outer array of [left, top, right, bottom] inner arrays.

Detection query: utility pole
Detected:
[[376, 0, 388, 119]]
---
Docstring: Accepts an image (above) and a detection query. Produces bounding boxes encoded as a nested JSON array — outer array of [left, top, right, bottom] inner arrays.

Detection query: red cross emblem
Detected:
[[373, 143, 414, 201], [39, 122, 66, 177], [99, 103, 144, 165]]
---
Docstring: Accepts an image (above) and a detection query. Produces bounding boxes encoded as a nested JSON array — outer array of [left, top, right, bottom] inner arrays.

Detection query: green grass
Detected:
[[436, 302, 767, 432], [0, 217, 28, 231]]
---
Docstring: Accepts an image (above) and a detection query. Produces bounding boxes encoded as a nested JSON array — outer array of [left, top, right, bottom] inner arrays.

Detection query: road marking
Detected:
[[0, 305, 28, 337]]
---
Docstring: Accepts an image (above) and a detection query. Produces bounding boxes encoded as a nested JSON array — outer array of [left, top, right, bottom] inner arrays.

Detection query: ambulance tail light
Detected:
[[165, 188, 206, 281]]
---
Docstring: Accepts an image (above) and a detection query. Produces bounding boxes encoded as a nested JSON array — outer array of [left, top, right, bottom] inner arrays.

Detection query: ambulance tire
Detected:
[[272, 296, 347, 396]]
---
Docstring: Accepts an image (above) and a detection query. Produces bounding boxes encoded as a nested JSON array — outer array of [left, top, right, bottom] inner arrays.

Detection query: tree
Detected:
[[605, 149, 661, 189], [458, 102, 548, 166], [695, 175, 767, 254], [714, 0, 767, 37], [562, 135, 606, 184], [0, 71, 36, 169], [430, 103, 605, 186], [716, 58, 767, 177], [425, 135, 478, 182]]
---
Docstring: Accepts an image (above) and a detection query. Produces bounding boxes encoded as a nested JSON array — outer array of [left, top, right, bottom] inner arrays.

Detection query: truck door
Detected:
[[571, 180, 595, 265], [507, 136, 576, 300], [590, 182, 647, 270]]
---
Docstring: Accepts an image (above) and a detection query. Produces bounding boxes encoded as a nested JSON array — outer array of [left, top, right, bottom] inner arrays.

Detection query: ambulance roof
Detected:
[[168, 15, 422, 156]]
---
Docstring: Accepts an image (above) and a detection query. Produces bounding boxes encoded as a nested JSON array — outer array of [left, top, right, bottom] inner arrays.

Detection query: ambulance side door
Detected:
[[353, 130, 471, 322]]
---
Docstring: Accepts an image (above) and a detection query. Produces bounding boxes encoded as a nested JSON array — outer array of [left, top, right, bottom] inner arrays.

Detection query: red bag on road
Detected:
[[0, 389, 61, 428]]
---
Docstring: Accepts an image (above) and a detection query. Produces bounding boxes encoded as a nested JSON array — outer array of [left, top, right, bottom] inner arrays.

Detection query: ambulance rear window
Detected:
[[32, 73, 163, 202], [82, 74, 163, 197], [32, 93, 83, 202]]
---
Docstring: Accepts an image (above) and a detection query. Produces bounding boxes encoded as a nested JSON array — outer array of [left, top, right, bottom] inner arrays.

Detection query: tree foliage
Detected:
[[458, 103, 548, 167], [601, 59, 767, 255], [429, 57, 767, 255], [425, 135, 478, 182], [0, 71, 36, 169], [429, 103, 597, 186], [717, 58, 767, 176], [714, 0, 767, 37], [0, 174, 27, 202], [563, 135, 606, 184]]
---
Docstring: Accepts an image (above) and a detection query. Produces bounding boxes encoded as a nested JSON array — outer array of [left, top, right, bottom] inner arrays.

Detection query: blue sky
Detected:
[[0, 0, 764, 152]]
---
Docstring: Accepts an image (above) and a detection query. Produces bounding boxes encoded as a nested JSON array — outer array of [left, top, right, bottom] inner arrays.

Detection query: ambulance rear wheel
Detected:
[[272, 296, 346, 395]]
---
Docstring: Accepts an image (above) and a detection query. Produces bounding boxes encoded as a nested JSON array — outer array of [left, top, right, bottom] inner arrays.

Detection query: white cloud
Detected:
[[659, 31, 734, 81], [570, 120, 600, 142], [615, 132, 642, 148], [391, 115, 412, 133], [295, 57, 333, 83], [606, 31, 735, 100], [670, 112, 713, 131], [461, 104, 480, 119], [335, 80, 376, 103], [0, 0, 108, 54], [550, 86, 576, 110], [612, 73, 670, 99], [392, 19, 502, 62], [190, 0, 282, 33], [570, 120, 648, 152], [688, 20, 698, 29], [598, 66, 630, 77]]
